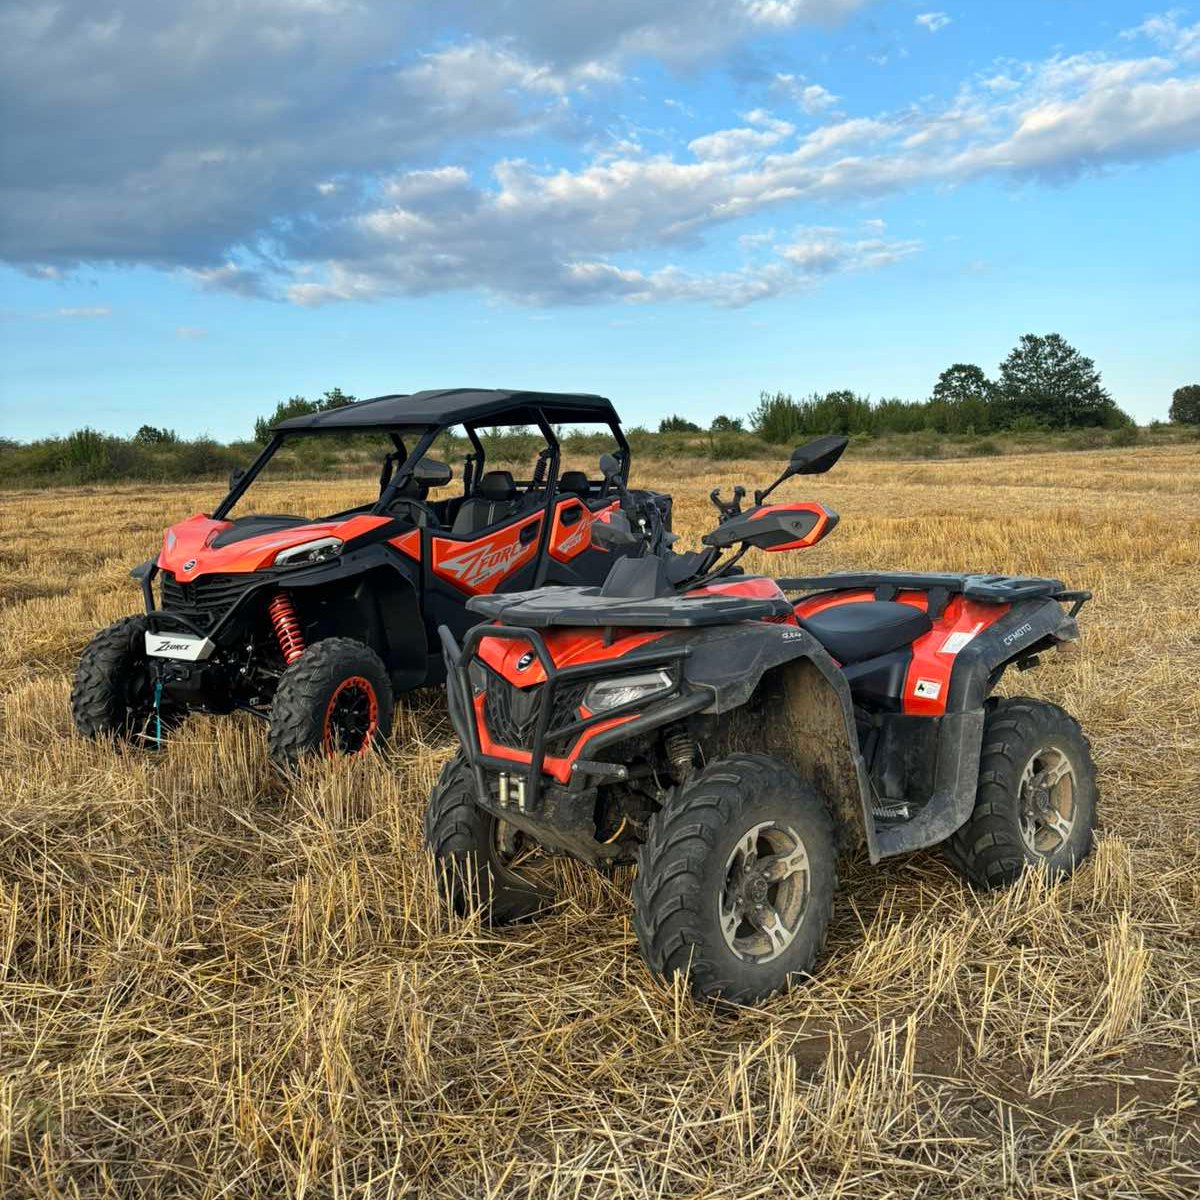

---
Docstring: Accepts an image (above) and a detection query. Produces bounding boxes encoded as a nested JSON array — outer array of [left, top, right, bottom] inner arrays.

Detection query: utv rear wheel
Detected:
[[267, 637, 393, 770], [632, 754, 836, 1003], [945, 698, 1097, 889], [423, 752, 552, 924], [71, 614, 180, 745]]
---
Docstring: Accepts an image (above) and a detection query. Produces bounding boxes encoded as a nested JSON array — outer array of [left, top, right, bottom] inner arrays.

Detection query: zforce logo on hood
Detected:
[[432, 526, 537, 593]]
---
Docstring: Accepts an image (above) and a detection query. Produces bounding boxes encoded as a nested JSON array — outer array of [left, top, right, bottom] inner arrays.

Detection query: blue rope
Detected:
[[153, 679, 163, 749]]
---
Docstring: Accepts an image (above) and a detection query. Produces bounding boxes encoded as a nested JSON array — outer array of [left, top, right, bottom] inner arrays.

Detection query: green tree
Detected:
[[930, 363, 995, 433], [133, 424, 178, 445], [1168, 384, 1200, 425], [997, 334, 1123, 429], [710, 414, 743, 433], [659, 414, 701, 433], [253, 388, 358, 442]]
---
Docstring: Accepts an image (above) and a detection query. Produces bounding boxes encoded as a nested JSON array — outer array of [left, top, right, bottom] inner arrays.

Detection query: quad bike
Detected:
[[426, 437, 1097, 1003], [71, 389, 671, 769]]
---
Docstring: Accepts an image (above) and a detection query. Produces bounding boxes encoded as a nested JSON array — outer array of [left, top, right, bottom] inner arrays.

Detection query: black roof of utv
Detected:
[[273, 388, 619, 432]]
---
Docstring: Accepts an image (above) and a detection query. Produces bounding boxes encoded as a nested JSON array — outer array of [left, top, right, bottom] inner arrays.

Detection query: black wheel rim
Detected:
[[323, 676, 379, 755]]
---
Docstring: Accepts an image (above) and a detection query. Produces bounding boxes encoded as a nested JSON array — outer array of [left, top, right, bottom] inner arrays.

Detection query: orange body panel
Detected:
[[430, 511, 543, 595], [793, 588, 1008, 716], [157, 513, 389, 578], [548, 499, 617, 562], [388, 528, 422, 562]]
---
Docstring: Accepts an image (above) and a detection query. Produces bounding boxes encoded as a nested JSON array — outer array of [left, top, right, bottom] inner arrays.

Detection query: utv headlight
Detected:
[[274, 536, 343, 568], [584, 669, 673, 713]]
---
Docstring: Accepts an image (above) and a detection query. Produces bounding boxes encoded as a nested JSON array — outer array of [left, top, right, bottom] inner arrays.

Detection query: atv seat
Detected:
[[451, 470, 519, 535], [798, 601, 932, 665]]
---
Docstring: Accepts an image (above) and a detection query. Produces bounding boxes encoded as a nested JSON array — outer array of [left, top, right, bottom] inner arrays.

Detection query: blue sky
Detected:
[[1, 1, 1197, 441]]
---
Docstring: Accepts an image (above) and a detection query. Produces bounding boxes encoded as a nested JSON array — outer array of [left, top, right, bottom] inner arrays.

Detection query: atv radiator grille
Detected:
[[482, 674, 590, 752], [159, 571, 258, 629]]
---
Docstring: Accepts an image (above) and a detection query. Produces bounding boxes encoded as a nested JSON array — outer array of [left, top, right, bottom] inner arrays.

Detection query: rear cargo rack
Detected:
[[779, 572, 1091, 617]]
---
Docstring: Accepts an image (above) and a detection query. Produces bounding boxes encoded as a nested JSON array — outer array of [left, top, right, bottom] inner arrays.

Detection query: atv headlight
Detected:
[[274, 536, 343, 568], [468, 660, 489, 696], [583, 669, 673, 713]]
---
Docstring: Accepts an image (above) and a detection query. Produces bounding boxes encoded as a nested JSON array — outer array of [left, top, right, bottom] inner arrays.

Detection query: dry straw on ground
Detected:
[[1, 446, 1197, 1198]]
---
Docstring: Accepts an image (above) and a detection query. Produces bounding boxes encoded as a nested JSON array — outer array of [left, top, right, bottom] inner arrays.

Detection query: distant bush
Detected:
[[968, 439, 1003, 457], [659, 415, 702, 433]]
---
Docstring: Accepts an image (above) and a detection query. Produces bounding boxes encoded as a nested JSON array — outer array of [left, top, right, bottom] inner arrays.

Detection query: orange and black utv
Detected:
[[71, 389, 671, 768], [428, 438, 1097, 1003]]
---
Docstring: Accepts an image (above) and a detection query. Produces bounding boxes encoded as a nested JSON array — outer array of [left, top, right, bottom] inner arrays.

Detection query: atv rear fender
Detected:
[[679, 603, 1077, 863]]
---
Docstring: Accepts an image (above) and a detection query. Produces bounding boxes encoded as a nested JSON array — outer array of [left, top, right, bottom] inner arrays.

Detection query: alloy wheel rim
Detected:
[[1018, 745, 1077, 855], [720, 821, 810, 964]]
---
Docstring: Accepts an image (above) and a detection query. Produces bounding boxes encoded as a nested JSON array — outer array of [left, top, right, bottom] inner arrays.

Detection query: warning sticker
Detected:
[[938, 623, 984, 656], [914, 678, 942, 700]]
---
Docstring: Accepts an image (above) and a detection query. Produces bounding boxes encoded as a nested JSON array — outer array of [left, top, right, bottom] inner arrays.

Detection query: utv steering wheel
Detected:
[[386, 496, 441, 528]]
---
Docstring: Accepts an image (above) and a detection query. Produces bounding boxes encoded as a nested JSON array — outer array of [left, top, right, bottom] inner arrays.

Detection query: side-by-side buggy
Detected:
[[72, 389, 671, 767]]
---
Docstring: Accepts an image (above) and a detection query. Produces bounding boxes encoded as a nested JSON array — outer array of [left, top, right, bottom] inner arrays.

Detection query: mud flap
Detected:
[[869, 707, 985, 860]]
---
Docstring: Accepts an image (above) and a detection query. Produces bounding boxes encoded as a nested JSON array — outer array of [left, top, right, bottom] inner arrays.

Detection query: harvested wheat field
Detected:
[[1, 444, 1198, 1198]]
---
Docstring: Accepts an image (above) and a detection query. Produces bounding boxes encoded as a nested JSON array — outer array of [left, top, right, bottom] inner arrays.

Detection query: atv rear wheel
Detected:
[[71, 614, 180, 745], [267, 637, 393, 770], [945, 698, 1097, 889], [423, 752, 553, 923], [632, 754, 836, 1003]]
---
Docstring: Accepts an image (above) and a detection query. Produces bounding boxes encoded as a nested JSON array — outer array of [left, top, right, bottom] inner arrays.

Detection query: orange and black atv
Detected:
[[71, 389, 671, 769], [428, 437, 1096, 1003]]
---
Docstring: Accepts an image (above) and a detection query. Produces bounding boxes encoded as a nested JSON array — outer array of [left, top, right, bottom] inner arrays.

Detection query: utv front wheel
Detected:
[[423, 753, 552, 923], [72, 614, 180, 744], [267, 637, 393, 770], [945, 698, 1097, 889], [633, 754, 836, 1003]]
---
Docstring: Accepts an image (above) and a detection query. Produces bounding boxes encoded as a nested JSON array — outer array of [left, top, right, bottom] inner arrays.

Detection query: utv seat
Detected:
[[558, 470, 592, 500], [799, 601, 932, 665], [450, 470, 519, 535]]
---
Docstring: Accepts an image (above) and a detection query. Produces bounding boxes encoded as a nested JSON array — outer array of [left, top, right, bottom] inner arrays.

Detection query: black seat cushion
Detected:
[[558, 470, 591, 499], [450, 470, 519, 535], [799, 601, 932, 664]]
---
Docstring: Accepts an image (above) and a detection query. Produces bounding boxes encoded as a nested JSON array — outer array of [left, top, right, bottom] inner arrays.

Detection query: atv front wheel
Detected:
[[71, 614, 180, 745], [423, 752, 552, 923], [632, 754, 837, 1003], [267, 637, 393, 770], [945, 698, 1097, 889]]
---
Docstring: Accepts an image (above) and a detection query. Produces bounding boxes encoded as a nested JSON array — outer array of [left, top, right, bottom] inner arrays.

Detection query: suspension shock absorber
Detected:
[[267, 592, 306, 665], [664, 725, 697, 784]]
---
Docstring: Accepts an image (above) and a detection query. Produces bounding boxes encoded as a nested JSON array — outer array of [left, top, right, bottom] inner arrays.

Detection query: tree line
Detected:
[[659, 333, 1192, 441]]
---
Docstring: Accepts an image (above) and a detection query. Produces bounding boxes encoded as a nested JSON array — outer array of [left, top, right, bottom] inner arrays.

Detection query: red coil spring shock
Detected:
[[267, 592, 306, 664]]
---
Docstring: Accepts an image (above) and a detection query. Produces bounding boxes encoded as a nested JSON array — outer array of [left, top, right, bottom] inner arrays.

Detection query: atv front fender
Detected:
[[679, 623, 880, 855]]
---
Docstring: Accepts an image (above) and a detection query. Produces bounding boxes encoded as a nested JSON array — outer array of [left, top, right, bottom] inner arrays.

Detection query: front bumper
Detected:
[[441, 623, 708, 817]]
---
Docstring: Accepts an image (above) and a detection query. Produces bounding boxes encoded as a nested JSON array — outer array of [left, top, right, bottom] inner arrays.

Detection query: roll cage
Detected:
[[214, 403, 632, 539]]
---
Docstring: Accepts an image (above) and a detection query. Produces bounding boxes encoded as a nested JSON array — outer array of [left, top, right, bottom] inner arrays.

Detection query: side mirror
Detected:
[[590, 510, 641, 550], [598, 452, 621, 481], [228, 466, 247, 491], [788, 435, 849, 476], [413, 457, 452, 488]]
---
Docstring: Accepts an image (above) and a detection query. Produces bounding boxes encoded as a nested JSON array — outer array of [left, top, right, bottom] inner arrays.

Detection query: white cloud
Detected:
[[1122, 10, 1200, 61], [772, 74, 841, 114], [916, 12, 952, 33], [53, 306, 112, 318], [271, 32, 1200, 309], [175, 325, 208, 339]]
